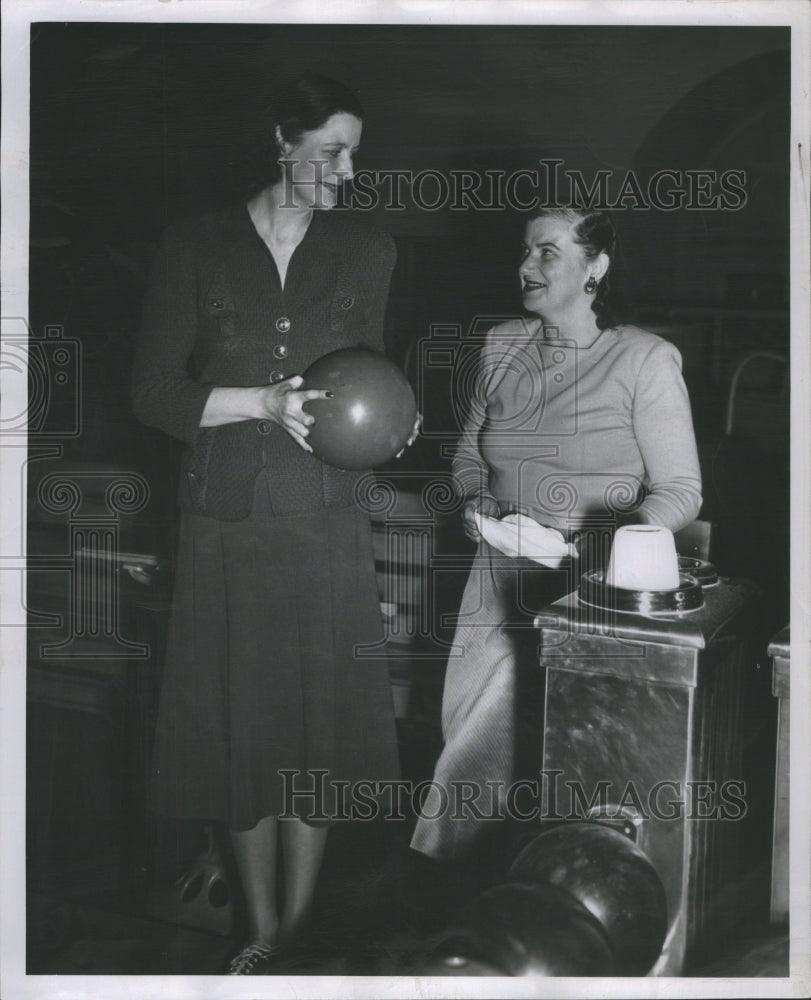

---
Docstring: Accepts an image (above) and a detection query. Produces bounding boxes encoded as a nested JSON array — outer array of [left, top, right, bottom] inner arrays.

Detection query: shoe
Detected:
[[227, 941, 280, 975]]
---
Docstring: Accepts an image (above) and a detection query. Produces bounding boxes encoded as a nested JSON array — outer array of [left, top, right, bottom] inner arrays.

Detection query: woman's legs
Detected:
[[231, 816, 281, 946], [230, 815, 328, 948], [279, 818, 329, 944]]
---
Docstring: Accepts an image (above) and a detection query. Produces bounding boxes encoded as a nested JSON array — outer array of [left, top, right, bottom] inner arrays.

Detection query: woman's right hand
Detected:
[[257, 376, 332, 453], [462, 495, 501, 542]]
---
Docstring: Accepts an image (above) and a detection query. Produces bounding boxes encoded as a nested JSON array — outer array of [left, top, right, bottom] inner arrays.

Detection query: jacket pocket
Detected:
[[183, 428, 217, 514], [182, 424, 263, 521], [202, 265, 237, 340], [328, 255, 361, 337]]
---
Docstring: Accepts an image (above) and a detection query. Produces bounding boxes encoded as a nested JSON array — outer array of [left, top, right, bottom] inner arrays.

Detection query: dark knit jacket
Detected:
[[132, 204, 397, 520]]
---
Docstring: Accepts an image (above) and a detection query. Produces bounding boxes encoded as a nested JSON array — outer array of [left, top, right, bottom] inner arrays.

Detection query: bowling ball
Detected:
[[301, 347, 417, 470], [508, 822, 667, 975], [422, 882, 615, 977]]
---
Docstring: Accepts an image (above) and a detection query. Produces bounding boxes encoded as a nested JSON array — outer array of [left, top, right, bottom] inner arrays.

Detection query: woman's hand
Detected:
[[257, 376, 332, 453], [462, 495, 500, 542]]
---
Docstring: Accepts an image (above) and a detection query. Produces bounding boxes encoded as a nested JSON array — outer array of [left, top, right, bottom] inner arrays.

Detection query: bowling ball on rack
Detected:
[[420, 882, 615, 977], [301, 347, 417, 470], [508, 822, 668, 975]]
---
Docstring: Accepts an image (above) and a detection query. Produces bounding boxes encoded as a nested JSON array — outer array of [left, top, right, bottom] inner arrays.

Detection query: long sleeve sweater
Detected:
[[452, 319, 702, 533]]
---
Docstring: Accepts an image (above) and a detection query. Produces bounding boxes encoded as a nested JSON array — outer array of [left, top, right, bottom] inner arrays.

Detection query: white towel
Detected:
[[474, 512, 577, 569]]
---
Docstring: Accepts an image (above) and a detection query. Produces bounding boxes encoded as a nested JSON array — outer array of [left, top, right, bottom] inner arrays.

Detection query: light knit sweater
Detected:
[[452, 319, 702, 533]]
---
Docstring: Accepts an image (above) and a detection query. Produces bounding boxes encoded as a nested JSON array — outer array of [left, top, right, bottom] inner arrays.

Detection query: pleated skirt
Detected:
[[149, 498, 399, 832]]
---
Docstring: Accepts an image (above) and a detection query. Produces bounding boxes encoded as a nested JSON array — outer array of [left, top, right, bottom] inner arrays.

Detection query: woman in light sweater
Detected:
[[410, 207, 702, 861]]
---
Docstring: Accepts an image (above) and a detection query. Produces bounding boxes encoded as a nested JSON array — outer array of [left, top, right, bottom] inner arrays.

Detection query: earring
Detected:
[[585, 276, 597, 294]]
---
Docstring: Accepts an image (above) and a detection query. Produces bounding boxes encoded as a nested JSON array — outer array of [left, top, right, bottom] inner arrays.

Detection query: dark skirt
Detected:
[[149, 497, 399, 831]]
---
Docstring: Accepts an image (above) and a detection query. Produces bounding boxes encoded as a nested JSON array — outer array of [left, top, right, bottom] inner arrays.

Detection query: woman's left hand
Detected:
[[396, 411, 422, 458]]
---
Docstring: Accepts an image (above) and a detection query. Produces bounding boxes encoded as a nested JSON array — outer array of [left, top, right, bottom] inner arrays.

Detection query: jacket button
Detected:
[[340, 296, 354, 310], [273, 344, 288, 359], [257, 420, 272, 434], [210, 298, 224, 310], [275, 316, 291, 333], [269, 370, 285, 383]]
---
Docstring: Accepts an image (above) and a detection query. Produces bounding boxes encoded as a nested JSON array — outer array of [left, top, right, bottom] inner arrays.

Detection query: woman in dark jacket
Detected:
[[132, 75, 402, 974]]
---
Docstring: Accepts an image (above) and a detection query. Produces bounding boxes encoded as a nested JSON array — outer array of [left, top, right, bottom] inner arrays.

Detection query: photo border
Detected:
[[2, 2, 809, 998]]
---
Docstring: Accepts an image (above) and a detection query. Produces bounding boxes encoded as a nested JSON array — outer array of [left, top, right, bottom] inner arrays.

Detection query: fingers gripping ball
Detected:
[[301, 348, 417, 470]]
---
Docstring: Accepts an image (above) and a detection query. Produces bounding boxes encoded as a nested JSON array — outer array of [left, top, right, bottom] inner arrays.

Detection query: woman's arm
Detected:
[[132, 226, 327, 451], [200, 380, 329, 452], [452, 330, 502, 538], [131, 226, 214, 447], [630, 340, 703, 532]]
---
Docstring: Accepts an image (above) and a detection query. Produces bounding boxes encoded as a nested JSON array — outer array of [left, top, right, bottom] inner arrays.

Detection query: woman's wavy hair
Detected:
[[232, 75, 364, 197], [527, 207, 633, 330]]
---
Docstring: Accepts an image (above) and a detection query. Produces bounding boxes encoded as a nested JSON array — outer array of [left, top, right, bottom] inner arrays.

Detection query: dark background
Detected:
[[24, 21, 792, 974], [29, 28, 789, 421], [28, 20, 791, 622]]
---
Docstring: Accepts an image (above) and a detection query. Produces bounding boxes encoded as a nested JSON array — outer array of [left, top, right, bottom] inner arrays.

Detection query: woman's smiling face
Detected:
[[519, 215, 594, 321], [280, 112, 362, 209]]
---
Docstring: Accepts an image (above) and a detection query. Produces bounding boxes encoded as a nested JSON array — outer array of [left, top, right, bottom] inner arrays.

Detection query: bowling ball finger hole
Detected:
[[208, 879, 230, 908], [180, 872, 203, 903]]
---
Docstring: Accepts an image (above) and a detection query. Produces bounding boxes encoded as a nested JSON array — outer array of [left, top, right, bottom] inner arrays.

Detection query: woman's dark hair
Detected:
[[233, 75, 364, 196], [528, 207, 632, 330]]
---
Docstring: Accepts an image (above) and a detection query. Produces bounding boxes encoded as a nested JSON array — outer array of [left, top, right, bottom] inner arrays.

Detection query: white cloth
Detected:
[[473, 512, 577, 568]]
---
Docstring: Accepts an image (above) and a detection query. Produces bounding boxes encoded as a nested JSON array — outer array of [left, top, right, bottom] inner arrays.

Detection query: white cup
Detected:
[[607, 525, 680, 592]]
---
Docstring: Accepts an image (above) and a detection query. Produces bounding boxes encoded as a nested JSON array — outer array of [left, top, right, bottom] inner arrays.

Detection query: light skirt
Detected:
[[410, 542, 566, 860]]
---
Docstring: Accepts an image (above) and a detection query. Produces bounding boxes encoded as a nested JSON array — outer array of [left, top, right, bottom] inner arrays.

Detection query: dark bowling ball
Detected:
[[508, 822, 668, 975], [301, 347, 417, 470], [420, 883, 615, 977]]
